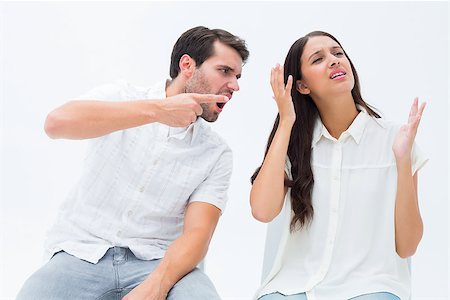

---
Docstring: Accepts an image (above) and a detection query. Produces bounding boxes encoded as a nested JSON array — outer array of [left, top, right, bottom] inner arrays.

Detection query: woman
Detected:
[[250, 31, 427, 300]]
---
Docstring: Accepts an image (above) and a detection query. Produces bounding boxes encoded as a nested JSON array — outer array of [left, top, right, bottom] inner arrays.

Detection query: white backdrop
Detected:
[[0, 2, 448, 300]]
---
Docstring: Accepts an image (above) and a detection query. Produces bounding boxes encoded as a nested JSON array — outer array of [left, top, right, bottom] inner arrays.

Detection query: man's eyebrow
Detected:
[[218, 64, 233, 71], [218, 64, 242, 79]]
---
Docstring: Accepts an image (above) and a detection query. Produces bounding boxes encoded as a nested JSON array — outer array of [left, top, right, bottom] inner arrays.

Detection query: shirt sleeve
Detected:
[[73, 79, 132, 101], [188, 148, 233, 213], [411, 142, 429, 175], [284, 156, 293, 181], [72, 80, 138, 152]]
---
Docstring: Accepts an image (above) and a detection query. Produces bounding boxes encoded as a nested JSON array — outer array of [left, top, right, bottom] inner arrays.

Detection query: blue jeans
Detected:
[[17, 247, 220, 300], [259, 292, 400, 300]]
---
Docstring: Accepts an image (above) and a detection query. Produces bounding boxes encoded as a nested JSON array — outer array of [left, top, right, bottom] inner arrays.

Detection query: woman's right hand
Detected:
[[270, 64, 296, 124]]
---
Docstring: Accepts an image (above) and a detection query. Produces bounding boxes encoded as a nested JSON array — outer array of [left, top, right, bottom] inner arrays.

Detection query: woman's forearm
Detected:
[[250, 120, 294, 222], [394, 158, 423, 258]]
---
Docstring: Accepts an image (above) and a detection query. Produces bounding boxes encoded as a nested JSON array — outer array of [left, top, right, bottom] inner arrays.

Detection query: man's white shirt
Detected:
[[44, 80, 232, 263]]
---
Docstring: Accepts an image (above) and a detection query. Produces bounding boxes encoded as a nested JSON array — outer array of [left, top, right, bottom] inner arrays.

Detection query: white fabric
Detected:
[[257, 109, 428, 300], [44, 80, 232, 263]]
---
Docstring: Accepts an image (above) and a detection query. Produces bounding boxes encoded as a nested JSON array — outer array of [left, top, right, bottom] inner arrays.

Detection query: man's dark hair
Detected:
[[169, 26, 249, 79]]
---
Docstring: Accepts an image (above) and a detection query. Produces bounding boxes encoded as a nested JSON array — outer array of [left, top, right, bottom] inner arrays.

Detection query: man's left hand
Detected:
[[122, 277, 168, 300]]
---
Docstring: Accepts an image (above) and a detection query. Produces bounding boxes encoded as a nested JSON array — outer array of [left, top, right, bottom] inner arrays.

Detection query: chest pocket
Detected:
[[149, 156, 208, 216]]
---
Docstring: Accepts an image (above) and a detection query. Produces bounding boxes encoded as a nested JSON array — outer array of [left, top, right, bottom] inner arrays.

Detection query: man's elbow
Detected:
[[44, 112, 60, 139], [44, 108, 73, 139]]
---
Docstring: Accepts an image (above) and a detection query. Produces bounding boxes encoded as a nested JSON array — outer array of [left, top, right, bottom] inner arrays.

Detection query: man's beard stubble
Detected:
[[184, 70, 219, 123]]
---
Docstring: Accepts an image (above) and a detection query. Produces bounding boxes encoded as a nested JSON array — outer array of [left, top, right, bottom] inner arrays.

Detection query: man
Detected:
[[17, 26, 249, 300]]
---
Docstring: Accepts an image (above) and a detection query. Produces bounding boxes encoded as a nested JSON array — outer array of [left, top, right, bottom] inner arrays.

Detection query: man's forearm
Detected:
[[44, 100, 161, 140], [44, 93, 227, 140], [144, 229, 211, 296]]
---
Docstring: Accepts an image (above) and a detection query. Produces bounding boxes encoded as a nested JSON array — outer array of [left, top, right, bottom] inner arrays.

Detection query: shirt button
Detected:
[[153, 160, 158, 166], [117, 230, 122, 237], [139, 186, 145, 192], [127, 210, 133, 216]]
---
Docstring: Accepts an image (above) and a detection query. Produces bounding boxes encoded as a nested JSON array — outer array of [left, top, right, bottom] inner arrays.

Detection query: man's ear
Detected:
[[296, 80, 310, 95], [179, 54, 196, 79]]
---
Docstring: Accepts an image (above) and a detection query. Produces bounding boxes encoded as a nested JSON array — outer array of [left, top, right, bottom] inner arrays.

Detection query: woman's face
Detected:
[[298, 35, 355, 100]]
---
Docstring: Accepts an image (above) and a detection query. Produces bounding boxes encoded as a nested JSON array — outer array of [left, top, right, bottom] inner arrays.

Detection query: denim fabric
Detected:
[[17, 247, 220, 300], [259, 292, 400, 300]]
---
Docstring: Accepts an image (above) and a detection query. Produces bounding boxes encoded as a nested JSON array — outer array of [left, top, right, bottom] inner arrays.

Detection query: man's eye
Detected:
[[221, 68, 230, 74]]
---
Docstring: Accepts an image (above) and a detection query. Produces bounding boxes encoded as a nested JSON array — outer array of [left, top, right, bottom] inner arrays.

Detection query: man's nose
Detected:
[[229, 77, 240, 91]]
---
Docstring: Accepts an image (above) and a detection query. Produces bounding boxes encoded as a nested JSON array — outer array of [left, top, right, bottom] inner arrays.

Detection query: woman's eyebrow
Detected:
[[308, 50, 323, 61], [331, 46, 343, 51], [308, 46, 343, 61]]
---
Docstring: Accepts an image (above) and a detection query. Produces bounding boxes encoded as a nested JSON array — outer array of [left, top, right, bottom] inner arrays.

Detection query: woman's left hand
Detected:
[[392, 97, 426, 162]]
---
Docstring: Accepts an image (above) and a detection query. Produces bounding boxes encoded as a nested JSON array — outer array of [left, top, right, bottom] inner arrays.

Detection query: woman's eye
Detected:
[[313, 57, 322, 64], [335, 52, 344, 57]]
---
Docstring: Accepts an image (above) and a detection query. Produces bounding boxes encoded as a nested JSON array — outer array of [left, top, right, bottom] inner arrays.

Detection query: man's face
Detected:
[[185, 41, 243, 122]]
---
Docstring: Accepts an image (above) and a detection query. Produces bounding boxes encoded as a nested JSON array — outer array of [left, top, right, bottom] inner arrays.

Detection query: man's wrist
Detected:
[[145, 100, 163, 124], [145, 266, 173, 296]]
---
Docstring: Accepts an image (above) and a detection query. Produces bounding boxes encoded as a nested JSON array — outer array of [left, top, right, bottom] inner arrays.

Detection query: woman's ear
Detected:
[[179, 54, 196, 79], [296, 80, 310, 95]]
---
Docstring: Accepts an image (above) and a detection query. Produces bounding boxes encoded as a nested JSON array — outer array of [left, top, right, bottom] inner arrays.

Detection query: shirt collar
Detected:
[[311, 105, 370, 148], [346, 107, 370, 144], [168, 118, 204, 145], [152, 79, 206, 145]]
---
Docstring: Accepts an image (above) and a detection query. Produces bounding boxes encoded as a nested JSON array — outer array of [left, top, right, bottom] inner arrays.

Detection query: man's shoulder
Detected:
[[121, 79, 166, 100], [74, 79, 157, 101]]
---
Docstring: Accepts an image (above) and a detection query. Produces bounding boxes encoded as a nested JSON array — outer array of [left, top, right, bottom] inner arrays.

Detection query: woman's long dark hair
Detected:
[[251, 31, 380, 232]]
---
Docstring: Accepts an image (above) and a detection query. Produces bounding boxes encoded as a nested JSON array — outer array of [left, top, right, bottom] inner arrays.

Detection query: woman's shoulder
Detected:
[[360, 115, 402, 147], [366, 115, 401, 133]]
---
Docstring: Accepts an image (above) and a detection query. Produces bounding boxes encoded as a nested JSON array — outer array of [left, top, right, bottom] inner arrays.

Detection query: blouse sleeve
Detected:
[[411, 142, 429, 175], [285, 156, 293, 181]]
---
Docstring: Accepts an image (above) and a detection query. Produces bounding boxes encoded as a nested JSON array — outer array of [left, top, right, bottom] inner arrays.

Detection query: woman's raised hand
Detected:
[[270, 64, 296, 124], [392, 97, 426, 162]]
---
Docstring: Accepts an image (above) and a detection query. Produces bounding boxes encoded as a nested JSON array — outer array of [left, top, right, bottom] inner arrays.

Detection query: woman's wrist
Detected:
[[279, 117, 295, 128], [395, 156, 412, 173]]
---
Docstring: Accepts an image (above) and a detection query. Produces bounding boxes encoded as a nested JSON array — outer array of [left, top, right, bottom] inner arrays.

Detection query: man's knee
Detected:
[[16, 251, 112, 300], [167, 268, 221, 300], [16, 266, 63, 300]]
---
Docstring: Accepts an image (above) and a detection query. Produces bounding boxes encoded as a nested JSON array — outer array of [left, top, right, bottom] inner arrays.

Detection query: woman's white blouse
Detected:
[[257, 110, 428, 300]]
